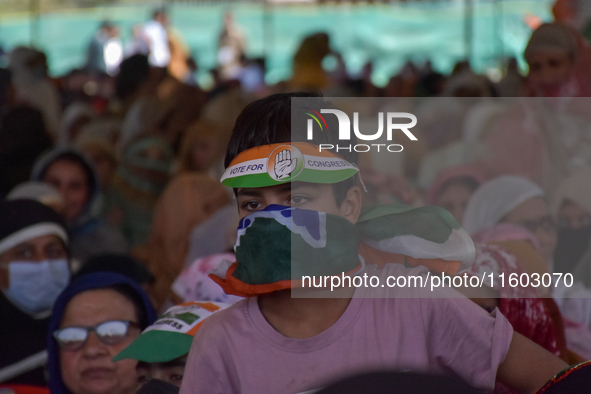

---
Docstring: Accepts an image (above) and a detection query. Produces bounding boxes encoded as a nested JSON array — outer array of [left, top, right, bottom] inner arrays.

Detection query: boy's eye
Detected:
[[170, 374, 183, 382], [241, 201, 263, 211], [290, 196, 308, 205]]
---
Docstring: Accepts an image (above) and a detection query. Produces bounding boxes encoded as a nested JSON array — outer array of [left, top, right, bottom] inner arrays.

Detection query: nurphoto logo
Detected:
[[304, 107, 418, 153]]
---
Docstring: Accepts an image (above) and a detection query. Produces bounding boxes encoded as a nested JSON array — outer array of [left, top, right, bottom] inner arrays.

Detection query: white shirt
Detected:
[[142, 20, 170, 67]]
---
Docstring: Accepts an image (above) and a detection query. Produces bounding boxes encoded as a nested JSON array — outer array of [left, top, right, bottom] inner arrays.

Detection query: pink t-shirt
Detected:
[[179, 264, 513, 394]]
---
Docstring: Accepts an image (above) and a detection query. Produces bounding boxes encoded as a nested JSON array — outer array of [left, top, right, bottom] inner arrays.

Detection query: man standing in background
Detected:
[[143, 8, 171, 69], [85, 21, 123, 76]]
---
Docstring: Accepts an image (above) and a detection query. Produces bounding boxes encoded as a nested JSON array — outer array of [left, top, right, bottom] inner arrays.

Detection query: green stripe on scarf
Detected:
[[357, 205, 461, 244]]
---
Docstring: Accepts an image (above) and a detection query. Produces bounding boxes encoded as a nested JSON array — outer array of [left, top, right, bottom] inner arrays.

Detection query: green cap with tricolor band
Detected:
[[220, 142, 359, 188], [112, 301, 230, 363]]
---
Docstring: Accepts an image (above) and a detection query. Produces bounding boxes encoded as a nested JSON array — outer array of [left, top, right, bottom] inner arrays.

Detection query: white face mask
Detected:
[[2, 259, 70, 317]]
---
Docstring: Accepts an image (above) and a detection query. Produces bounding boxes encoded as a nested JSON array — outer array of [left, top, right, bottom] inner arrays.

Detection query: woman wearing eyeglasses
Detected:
[[47, 272, 157, 394], [552, 169, 591, 288], [463, 175, 558, 267], [462, 175, 591, 361]]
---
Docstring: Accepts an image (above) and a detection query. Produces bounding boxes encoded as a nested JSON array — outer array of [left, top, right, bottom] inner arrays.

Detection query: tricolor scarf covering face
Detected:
[[211, 142, 475, 297], [209, 204, 475, 297]]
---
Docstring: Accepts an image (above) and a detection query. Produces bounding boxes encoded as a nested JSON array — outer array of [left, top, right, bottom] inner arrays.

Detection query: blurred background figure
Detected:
[[126, 25, 151, 58], [552, 0, 591, 39], [552, 169, 591, 287], [463, 175, 591, 360], [175, 119, 228, 179], [143, 8, 171, 69], [0, 200, 69, 386], [7, 47, 61, 139], [288, 32, 331, 91], [167, 22, 192, 82], [217, 11, 246, 81], [0, 107, 53, 198], [427, 165, 487, 224], [31, 149, 128, 267], [106, 136, 174, 248], [73, 119, 120, 194], [114, 54, 153, 112], [133, 173, 229, 310], [85, 21, 123, 76], [463, 176, 558, 266], [523, 22, 591, 97], [57, 102, 96, 147], [0, 1, 590, 391], [237, 56, 266, 95], [495, 58, 525, 97]]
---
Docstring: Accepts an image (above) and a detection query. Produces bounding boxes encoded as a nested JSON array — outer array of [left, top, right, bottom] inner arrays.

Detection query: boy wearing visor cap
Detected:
[[179, 93, 567, 394]]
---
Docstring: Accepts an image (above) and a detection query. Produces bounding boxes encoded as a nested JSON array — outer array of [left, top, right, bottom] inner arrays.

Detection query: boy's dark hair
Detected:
[[224, 92, 358, 206]]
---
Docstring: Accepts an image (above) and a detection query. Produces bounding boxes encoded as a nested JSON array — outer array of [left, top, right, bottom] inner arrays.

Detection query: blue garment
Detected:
[[47, 272, 157, 394]]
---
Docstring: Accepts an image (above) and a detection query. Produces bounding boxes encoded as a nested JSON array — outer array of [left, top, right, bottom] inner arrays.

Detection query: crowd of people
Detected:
[[2, 0, 591, 393]]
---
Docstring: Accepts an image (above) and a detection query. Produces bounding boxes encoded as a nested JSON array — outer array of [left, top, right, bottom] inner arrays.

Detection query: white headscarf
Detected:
[[7, 181, 64, 208], [462, 175, 545, 235]]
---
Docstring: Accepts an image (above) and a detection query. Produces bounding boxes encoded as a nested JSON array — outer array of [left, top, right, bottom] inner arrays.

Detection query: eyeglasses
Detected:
[[518, 216, 557, 234], [53, 320, 139, 351], [558, 214, 591, 229]]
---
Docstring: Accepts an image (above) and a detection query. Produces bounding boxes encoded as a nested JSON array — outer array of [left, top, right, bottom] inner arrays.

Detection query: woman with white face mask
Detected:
[[0, 199, 70, 386]]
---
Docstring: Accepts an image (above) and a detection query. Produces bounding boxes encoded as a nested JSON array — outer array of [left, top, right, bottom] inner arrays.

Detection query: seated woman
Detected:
[[0, 200, 70, 386], [465, 228, 570, 369], [31, 148, 128, 266], [175, 118, 230, 181], [463, 175, 557, 264], [427, 164, 487, 224], [47, 272, 157, 394], [106, 136, 175, 247], [133, 173, 229, 310], [463, 175, 591, 360], [524, 22, 591, 97], [552, 169, 591, 284]]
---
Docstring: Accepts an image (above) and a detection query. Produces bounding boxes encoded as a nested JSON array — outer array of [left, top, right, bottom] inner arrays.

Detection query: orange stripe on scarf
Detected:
[[359, 243, 461, 275]]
